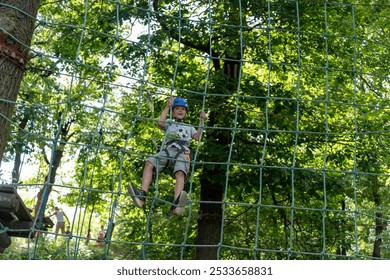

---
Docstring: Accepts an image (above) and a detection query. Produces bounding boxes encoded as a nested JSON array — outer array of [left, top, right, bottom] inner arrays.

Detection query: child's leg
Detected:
[[173, 150, 190, 198], [129, 160, 155, 207], [129, 152, 168, 207], [169, 170, 187, 216], [141, 161, 154, 193], [174, 171, 186, 198]]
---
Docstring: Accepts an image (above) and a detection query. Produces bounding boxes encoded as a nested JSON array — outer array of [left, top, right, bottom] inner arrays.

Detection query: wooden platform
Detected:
[[0, 185, 55, 253], [0, 185, 36, 238]]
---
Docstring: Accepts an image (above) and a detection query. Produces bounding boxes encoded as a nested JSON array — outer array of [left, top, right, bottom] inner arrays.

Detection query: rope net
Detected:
[[0, 0, 389, 260]]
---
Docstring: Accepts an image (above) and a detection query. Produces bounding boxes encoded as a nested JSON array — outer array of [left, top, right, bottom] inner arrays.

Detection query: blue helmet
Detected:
[[172, 97, 189, 111]]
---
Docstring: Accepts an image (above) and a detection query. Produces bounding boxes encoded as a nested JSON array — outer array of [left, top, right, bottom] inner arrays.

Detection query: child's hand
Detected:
[[200, 111, 207, 119], [166, 98, 174, 108]]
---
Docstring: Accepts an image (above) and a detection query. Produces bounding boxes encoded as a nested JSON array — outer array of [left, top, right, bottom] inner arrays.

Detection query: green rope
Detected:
[[322, 0, 332, 260], [350, 3, 361, 259], [217, 0, 245, 259]]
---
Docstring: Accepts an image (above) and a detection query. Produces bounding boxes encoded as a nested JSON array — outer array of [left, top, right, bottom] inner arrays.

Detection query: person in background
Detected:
[[65, 225, 71, 235], [48, 206, 70, 240], [96, 225, 105, 245]]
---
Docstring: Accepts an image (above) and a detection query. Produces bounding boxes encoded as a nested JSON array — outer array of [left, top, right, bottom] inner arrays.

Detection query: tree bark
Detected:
[[372, 176, 382, 258], [34, 147, 64, 217], [0, 0, 40, 165], [11, 115, 29, 183], [34, 118, 73, 218], [196, 168, 224, 259], [195, 55, 241, 259]]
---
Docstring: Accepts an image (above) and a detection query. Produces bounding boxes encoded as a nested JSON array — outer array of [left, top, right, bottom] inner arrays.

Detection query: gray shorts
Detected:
[[147, 146, 190, 177]]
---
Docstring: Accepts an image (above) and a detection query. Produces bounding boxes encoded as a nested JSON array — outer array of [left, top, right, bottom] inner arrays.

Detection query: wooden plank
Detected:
[[0, 185, 34, 222], [0, 185, 36, 238], [7, 221, 34, 238]]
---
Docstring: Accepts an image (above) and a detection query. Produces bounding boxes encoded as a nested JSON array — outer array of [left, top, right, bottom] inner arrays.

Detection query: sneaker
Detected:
[[128, 183, 146, 208], [168, 191, 188, 216]]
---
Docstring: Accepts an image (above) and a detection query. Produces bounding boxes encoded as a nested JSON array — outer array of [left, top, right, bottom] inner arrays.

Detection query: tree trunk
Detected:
[[196, 169, 224, 259], [338, 200, 347, 256], [0, 0, 40, 164], [11, 115, 29, 183], [195, 54, 241, 259], [372, 214, 383, 258], [35, 118, 73, 217], [372, 176, 382, 258], [34, 148, 64, 217]]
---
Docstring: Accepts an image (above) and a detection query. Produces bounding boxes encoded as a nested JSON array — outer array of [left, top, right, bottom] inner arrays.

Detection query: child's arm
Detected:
[[158, 98, 174, 129], [193, 111, 207, 141]]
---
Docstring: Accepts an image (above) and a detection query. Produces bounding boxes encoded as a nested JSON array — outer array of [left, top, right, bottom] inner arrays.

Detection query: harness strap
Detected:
[[165, 140, 188, 147], [162, 141, 191, 168]]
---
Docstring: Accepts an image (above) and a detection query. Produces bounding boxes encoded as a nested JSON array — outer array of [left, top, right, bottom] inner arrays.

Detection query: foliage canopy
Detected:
[[1, 0, 389, 260]]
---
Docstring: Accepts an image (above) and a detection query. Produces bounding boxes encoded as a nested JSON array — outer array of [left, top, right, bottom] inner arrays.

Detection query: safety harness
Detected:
[[161, 140, 191, 169]]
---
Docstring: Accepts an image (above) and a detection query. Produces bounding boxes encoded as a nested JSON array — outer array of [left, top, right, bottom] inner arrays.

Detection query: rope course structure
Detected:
[[0, 0, 389, 260]]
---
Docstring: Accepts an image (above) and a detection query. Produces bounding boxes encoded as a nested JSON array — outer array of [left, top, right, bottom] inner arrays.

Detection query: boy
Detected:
[[128, 97, 206, 216]]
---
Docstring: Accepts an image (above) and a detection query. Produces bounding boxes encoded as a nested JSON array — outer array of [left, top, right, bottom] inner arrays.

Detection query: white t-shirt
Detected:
[[162, 121, 196, 151], [55, 211, 65, 223]]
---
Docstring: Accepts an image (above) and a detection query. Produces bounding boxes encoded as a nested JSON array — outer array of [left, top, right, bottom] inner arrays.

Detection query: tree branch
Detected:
[[152, 0, 221, 70]]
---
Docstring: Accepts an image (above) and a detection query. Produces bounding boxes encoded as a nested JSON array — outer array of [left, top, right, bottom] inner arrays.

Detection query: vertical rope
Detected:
[[350, 3, 360, 259], [216, 0, 244, 259], [322, 1, 331, 260], [180, 0, 210, 260], [116, 0, 156, 259], [253, 0, 273, 260], [68, 0, 119, 260], [30, 0, 92, 259], [288, 0, 302, 260]]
